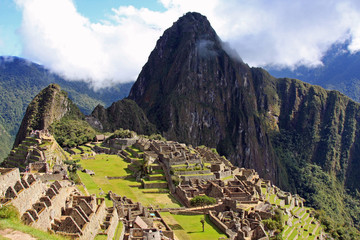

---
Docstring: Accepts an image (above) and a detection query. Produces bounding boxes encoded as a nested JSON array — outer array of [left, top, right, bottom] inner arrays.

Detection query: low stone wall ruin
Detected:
[[208, 211, 231, 238], [0, 168, 19, 196]]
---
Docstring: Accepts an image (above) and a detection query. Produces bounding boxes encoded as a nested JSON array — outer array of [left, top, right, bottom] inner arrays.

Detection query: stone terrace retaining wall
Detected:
[[6, 175, 46, 215], [208, 211, 230, 237], [28, 183, 76, 230], [0, 168, 19, 196]]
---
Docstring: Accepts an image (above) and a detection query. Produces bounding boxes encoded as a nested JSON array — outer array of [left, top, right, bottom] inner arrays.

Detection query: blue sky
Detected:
[[0, 0, 165, 56], [1, 0, 360, 89]]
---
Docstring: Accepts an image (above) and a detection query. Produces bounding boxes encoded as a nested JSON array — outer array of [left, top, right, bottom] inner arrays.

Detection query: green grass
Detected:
[[143, 179, 168, 184], [0, 219, 68, 240], [70, 148, 82, 154], [220, 175, 234, 181], [161, 212, 227, 240], [94, 234, 107, 240], [78, 154, 181, 208], [128, 146, 140, 152], [78, 145, 92, 152], [75, 184, 88, 195], [113, 220, 123, 240]]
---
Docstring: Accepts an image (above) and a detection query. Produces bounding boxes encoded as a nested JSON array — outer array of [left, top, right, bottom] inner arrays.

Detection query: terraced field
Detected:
[[261, 186, 323, 239], [74, 146, 181, 208]]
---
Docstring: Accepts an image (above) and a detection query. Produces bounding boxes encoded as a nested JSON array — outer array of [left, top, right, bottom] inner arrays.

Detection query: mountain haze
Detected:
[[267, 43, 360, 103], [0, 56, 132, 160]]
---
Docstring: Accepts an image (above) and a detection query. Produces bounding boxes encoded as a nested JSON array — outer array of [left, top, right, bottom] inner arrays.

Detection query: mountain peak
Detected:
[[171, 12, 213, 34]]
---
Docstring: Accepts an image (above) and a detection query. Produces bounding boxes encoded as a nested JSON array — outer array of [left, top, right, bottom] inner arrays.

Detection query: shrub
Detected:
[[0, 205, 19, 220], [108, 129, 136, 139], [190, 195, 216, 207]]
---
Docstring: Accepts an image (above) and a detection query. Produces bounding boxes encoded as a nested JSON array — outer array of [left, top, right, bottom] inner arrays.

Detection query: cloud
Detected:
[[15, 0, 169, 89], [14, 0, 360, 89]]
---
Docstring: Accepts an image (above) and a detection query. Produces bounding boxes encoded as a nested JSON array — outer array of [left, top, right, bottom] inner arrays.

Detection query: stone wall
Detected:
[[0, 168, 19, 196], [142, 181, 168, 189], [109, 138, 137, 151], [175, 187, 191, 207], [80, 198, 106, 240], [208, 211, 230, 237], [36, 173, 64, 182], [181, 174, 215, 181], [215, 170, 232, 179], [174, 169, 211, 176], [103, 208, 119, 240], [29, 162, 48, 173], [6, 174, 46, 215], [27, 182, 76, 230]]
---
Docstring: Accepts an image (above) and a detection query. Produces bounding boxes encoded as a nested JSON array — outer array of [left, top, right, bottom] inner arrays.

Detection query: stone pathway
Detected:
[[0, 228, 36, 240]]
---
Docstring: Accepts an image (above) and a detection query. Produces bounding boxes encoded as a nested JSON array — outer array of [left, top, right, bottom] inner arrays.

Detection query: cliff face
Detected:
[[267, 76, 360, 191], [128, 12, 277, 181], [89, 99, 157, 135], [14, 84, 83, 147]]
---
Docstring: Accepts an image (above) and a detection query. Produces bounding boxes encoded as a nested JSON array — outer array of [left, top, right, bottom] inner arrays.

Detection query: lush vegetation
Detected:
[[263, 209, 284, 235], [108, 128, 136, 139], [50, 118, 97, 147], [190, 195, 216, 207], [272, 129, 360, 239], [0, 56, 132, 161], [0, 123, 11, 162]]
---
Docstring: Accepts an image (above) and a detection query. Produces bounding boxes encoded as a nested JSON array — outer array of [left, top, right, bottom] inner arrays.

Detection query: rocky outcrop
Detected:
[[89, 99, 157, 135]]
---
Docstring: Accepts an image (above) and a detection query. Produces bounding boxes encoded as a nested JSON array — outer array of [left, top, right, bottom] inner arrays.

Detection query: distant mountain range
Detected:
[[0, 56, 132, 160], [267, 42, 360, 103]]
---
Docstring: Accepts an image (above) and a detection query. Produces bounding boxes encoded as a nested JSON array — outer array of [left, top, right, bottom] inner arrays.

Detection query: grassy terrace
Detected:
[[70, 148, 82, 154], [77, 153, 181, 208], [260, 186, 323, 239], [78, 145, 92, 153], [0, 218, 68, 240], [160, 212, 227, 240]]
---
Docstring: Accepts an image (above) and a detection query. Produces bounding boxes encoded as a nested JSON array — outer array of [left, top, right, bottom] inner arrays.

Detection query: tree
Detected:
[[64, 159, 81, 173], [190, 195, 216, 208], [200, 218, 205, 232]]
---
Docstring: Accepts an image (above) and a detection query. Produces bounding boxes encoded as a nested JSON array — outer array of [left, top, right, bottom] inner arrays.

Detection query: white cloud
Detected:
[[14, 0, 360, 89]]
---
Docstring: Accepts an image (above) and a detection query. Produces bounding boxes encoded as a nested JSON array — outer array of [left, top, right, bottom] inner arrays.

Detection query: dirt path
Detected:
[[0, 228, 36, 240]]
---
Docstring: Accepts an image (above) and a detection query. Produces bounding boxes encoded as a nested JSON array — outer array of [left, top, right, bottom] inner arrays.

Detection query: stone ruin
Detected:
[[0, 168, 118, 240], [3, 129, 68, 177], [209, 198, 269, 240], [109, 191, 174, 240], [51, 195, 118, 240]]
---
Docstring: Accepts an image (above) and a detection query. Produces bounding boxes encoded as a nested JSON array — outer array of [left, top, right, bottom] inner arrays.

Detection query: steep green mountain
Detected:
[[91, 12, 360, 238], [0, 56, 132, 160], [0, 123, 12, 160], [89, 99, 157, 135], [13, 84, 96, 149]]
